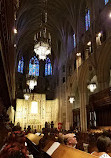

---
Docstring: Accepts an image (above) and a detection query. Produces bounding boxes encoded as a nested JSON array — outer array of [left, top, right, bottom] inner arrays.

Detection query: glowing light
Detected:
[[76, 52, 81, 57], [13, 28, 17, 34], [109, 12, 111, 18], [69, 97, 75, 104], [27, 79, 37, 91], [14, 44, 16, 47], [87, 41, 91, 46], [24, 94, 30, 100], [34, 42, 51, 60], [98, 32, 102, 37], [87, 83, 97, 92], [31, 101, 38, 113]]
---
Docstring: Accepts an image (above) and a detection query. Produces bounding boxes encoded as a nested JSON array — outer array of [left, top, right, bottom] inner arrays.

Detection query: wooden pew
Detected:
[[26, 133, 43, 145], [43, 141, 99, 158], [26, 133, 51, 158]]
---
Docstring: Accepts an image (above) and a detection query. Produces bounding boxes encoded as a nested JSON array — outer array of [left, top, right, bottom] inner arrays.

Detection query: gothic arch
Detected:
[[97, 38, 111, 87]]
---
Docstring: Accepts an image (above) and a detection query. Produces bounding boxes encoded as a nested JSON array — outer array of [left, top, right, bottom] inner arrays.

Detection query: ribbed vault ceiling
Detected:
[[16, 0, 84, 59]]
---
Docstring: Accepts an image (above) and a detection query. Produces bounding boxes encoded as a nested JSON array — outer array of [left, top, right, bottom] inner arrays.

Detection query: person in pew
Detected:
[[91, 135, 111, 158], [64, 133, 77, 148]]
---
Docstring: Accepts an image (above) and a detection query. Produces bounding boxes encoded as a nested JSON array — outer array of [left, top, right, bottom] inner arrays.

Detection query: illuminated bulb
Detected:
[[76, 52, 81, 57], [69, 97, 75, 104], [24, 94, 30, 100], [14, 44, 16, 47], [87, 83, 97, 92], [87, 41, 91, 46], [98, 32, 102, 37], [109, 12, 111, 18], [13, 28, 17, 34]]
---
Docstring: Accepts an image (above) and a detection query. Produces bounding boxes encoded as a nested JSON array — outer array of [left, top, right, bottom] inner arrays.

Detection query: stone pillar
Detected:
[[79, 92, 87, 132], [98, 81, 109, 91]]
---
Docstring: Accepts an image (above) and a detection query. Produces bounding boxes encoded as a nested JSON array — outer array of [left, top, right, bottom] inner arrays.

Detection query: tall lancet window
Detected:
[[73, 33, 76, 48], [105, 0, 109, 5], [45, 57, 52, 76], [85, 9, 90, 31], [18, 57, 24, 73], [29, 56, 39, 76]]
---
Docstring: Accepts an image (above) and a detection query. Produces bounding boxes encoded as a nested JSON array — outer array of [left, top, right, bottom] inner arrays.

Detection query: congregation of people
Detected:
[[1, 121, 111, 158]]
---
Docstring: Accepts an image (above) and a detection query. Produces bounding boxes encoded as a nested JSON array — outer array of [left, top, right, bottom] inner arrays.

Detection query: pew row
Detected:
[[26, 133, 51, 158], [43, 141, 99, 158]]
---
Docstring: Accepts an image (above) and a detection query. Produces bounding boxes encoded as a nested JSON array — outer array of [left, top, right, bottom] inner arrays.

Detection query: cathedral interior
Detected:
[[1, 0, 111, 156]]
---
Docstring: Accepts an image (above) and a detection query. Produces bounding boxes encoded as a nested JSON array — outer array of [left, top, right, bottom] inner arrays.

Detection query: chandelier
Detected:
[[87, 83, 97, 92], [34, 0, 51, 60], [23, 89, 30, 100], [26, 75, 37, 91]]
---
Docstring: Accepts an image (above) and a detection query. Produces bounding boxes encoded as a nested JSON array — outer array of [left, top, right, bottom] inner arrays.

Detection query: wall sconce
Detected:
[[87, 83, 97, 92], [97, 32, 102, 37], [87, 41, 91, 46], [109, 12, 111, 18], [68, 96, 75, 104], [76, 52, 81, 57], [13, 28, 17, 34]]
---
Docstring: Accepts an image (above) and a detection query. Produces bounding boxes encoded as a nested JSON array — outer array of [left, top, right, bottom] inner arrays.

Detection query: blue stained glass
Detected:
[[85, 13, 88, 31], [73, 34, 76, 48], [105, 0, 109, 5], [18, 57, 24, 73], [88, 10, 90, 28], [85, 9, 90, 31], [29, 56, 39, 76], [45, 58, 52, 76]]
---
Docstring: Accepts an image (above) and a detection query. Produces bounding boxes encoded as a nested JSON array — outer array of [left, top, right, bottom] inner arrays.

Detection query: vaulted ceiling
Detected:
[[16, 0, 85, 59]]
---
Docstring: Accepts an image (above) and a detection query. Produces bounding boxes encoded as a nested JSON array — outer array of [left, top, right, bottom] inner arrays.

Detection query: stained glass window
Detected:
[[85, 9, 90, 31], [45, 58, 52, 76], [105, 0, 109, 5], [18, 57, 24, 73], [29, 56, 39, 76], [73, 33, 76, 48]]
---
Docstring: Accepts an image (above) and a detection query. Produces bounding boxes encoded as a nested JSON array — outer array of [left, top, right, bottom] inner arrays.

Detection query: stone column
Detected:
[[79, 92, 87, 132], [98, 81, 109, 91]]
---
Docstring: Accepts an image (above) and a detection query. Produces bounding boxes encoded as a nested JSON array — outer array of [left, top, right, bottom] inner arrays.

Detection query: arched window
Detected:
[[45, 58, 52, 76], [29, 56, 39, 76], [18, 57, 24, 73], [85, 9, 90, 31], [105, 0, 109, 5], [73, 33, 76, 48]]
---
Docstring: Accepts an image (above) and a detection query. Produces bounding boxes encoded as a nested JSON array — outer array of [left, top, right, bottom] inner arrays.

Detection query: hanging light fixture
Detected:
[[87, 83, 97, 92], [34, 0, 51, 60], [68, 96, 75, 104], [23, 89, 30, 100], [24, 94, 30, 100], [26, 75, 37, 91]]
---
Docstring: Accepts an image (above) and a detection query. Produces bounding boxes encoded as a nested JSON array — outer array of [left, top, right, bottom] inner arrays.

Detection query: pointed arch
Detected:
[[29, 56, 39, 76], [45, 57, 52, 76], [18, 57, 24, 73]]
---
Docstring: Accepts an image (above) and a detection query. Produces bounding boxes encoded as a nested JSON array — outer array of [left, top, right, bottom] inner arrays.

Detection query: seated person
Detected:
[[91, 135, 111, 158], [64, 133, 77, 148]]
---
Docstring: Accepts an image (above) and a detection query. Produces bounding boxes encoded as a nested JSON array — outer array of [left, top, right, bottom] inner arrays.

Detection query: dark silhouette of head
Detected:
[[97, 135, 111, 152]]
